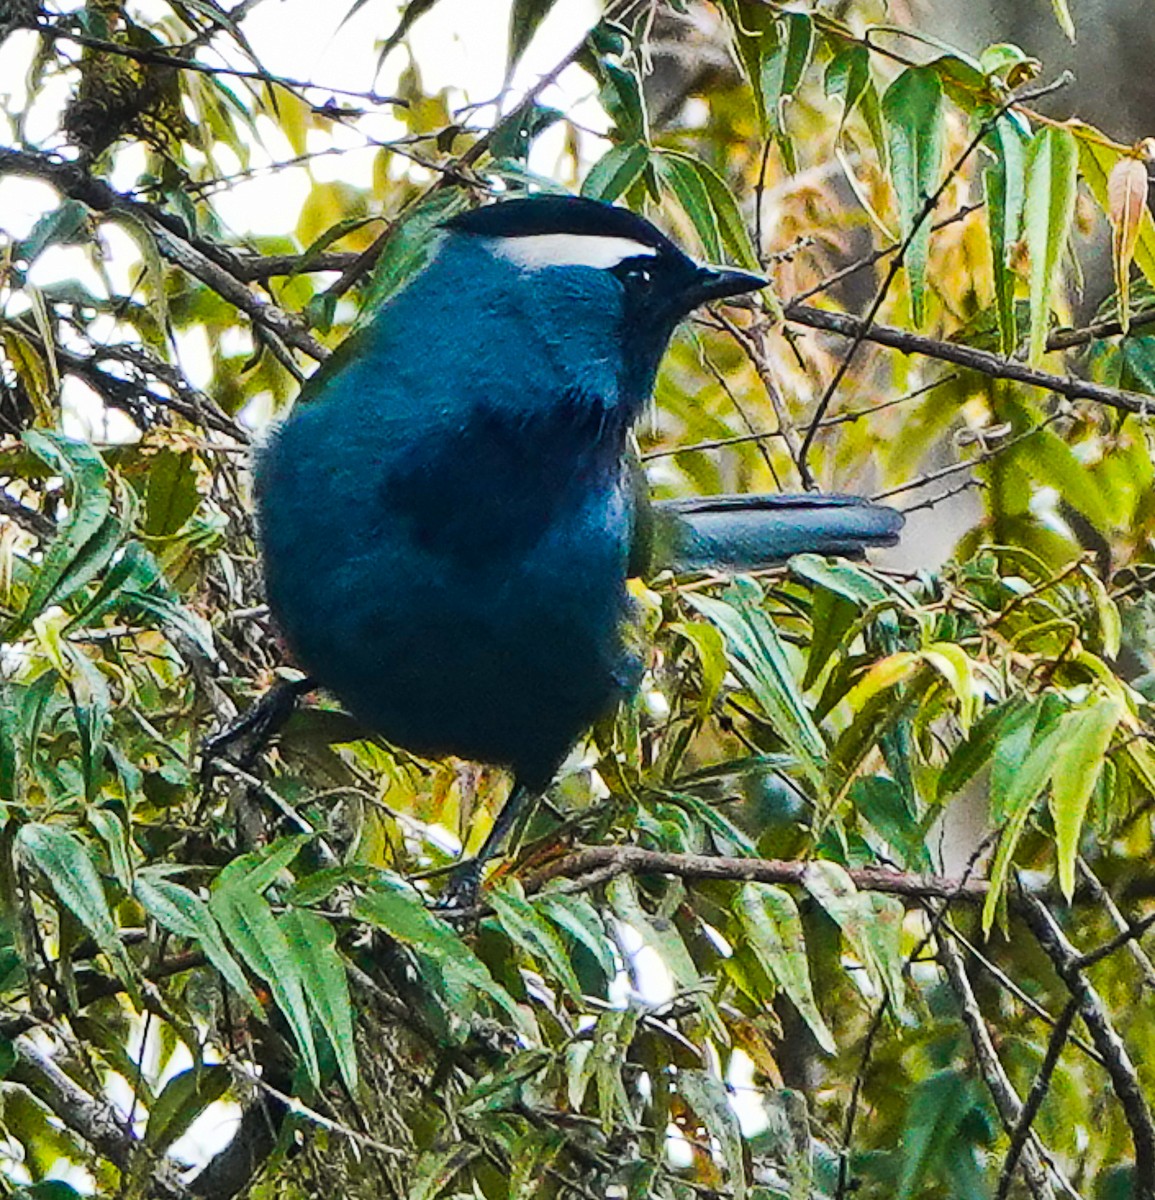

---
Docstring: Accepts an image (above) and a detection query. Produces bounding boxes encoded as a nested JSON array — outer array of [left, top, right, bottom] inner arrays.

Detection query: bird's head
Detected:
[[443, 195, 766, 405]]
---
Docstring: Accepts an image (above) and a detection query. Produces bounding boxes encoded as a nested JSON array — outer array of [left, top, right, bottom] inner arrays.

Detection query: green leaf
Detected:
[[65, 644, 110, 802], [13, 1183, 85, 1200], [88, 808, 132, 891], [759, 12, 812, 172], [13, 200, 91, 266], [826, 44, 871, 132], [280, 907, 358, 1092], [134, 874, 262, 1015], [736, 882, 835, 1054], [17, 823, 131, 982], [654, 151, 722, 261], [597, 61, 647, 143], [920, 642, 977, 733], [490, 885, 583, 1004], [897, 1069, 977, 1200], [983, 716, 1070, 932], [122, 588, 216, 660], [353, 883, 524, 1027], [215, 833, 312, 896], [64, 541, 163, 634], [1049, 0, 1075, 40], [803, 861, 905, 1007], [679, 1069, 747, 1200], [688, 577, 826, 787], [679, 156, 761, 271], [145, 1065, 231, 1153], [1050, 697, 1123, 900], [580, 142, 651, 204], [143, 449, 200, 537], [1018, 424, 1113, 533], [362, 189, 472, 316], [715, 0, 775, 130], [1023, 126, 1079, 365], [409, 1142, 484, 1200], [209, 885, 320, 1084], [670, 618, 727, 718], [984, 114, 1029, 355], [881, 66, 945, 324], [507, 0, 559, 71], [534, 891, 615, 979], [7, 433, 122, 640]]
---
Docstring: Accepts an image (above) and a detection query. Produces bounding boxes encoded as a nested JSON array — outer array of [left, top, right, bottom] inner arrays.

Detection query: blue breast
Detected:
[[256, 237, 640, 785]]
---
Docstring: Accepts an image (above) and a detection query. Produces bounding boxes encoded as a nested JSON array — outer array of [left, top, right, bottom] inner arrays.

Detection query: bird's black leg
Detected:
[[439, 778, 539, 909], [201, 674, 316, 780]]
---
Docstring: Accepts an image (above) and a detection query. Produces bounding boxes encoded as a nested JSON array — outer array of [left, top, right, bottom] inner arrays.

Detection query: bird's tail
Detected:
[[647, 493, 904, 574]]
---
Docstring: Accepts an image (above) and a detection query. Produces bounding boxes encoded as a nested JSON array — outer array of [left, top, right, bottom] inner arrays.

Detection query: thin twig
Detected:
[[995, 999, 1080, 1200], [1020, 892, 1155, 1192], [784, 303, 1155, 416], [790, 202, 984, 306], [872, 415, 1063, 502], [937, 932, 1055, 1200], [835, 998, 887, 1200], [1076, 857, 1155, 986], [641, 376, 951, 462]]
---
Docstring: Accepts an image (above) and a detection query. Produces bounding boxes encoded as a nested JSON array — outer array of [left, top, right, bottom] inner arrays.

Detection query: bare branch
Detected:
[[937, 932, 1058, 1200], [0, 147, 329, 363], [1020, 893, 1155, 1192], [521, 845, 993, 903], [0, 489, 56, 540], [995, 999, 1081, 1200], [783, 302, 1155, 415], [12, 1037, 188, 1198]]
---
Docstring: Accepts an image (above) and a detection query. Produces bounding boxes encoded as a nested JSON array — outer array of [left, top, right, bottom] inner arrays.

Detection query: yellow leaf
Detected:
[[1107, 156, 1147, 332]]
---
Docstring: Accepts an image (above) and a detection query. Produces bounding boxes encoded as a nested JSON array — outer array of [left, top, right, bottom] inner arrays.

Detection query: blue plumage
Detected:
[[255, 196, 903, 895]]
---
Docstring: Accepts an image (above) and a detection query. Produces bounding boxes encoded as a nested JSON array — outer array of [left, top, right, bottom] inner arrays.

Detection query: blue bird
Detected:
[[255, 195, 903, 900]]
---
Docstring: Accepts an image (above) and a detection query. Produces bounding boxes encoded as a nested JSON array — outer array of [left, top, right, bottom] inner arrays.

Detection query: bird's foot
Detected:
[[436, 859, 483, 913], [201, 674, 314, 781]]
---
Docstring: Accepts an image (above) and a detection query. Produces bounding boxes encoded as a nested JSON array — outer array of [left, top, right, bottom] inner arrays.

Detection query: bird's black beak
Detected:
[[685, 263, 768, 308]]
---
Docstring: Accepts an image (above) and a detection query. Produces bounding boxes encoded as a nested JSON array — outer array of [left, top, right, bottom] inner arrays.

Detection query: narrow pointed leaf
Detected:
[[881, 67, 945, 324], [736, 882, 835, 1054], [1024, 126, 1078, 365], [134, 875, 262, 1015], [1050, 697, 1123, 899], [490, 886, 583, 1003], [280, 907, 358, 1091], [210, 886, 320, 1084]]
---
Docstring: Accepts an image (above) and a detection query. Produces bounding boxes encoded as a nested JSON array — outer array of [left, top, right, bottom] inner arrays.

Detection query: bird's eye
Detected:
[[616, 260, 654, 289]]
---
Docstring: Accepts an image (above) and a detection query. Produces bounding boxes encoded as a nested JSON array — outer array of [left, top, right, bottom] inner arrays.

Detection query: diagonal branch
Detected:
[[12, 1037, 188, 1198], [995, 998, 1080, 1200], [0, 146, 329, 363], [936, 931, 1061, 1200], [1020, 893, 1155, 1193], [783, 302, 1155, 415]]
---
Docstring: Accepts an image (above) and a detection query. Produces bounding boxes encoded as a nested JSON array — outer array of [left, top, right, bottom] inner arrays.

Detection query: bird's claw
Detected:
[[436, 859, 483, 912]]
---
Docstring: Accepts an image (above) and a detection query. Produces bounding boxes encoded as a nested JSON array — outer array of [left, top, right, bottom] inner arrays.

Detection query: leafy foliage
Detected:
[[1, 1, 1155, 1198]]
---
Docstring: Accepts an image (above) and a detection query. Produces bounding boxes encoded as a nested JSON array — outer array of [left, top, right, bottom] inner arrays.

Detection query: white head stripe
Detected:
[[488, 233, 659, 271]]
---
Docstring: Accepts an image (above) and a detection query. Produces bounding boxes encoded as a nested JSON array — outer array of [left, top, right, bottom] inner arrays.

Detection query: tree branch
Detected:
[[1020, 893, 1155, 1193], [783, 302, 1155, 415], [521, 845, 992, 903], [0, 146, 329, 363], [12, 1037, 188, 1198], [995, 998, 1081, 1200], [937, 932, 1059, 1200]]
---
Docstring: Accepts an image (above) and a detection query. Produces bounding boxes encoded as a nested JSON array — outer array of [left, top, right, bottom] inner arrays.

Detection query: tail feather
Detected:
[[648, 493, 903, 573]]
